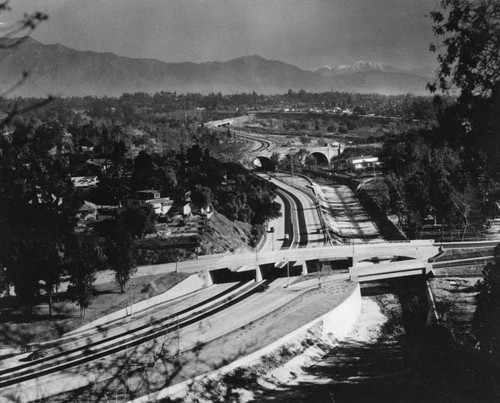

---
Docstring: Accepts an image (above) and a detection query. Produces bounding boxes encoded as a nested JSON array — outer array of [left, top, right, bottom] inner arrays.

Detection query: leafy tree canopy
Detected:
[[429, 0, 500, 100]]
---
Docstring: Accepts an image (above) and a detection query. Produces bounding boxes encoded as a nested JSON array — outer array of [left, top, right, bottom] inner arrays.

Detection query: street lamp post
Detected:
[[268, 227, 275, 251], [283, 257, 290, 288], [129, 285, 134, 316]]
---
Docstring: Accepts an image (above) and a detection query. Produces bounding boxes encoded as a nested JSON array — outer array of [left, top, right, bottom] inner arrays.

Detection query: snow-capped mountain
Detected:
[[314, 60, 432, 78]]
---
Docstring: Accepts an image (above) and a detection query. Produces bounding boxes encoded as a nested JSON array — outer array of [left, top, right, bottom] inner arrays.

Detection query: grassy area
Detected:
[[0, 272, 190, 347]]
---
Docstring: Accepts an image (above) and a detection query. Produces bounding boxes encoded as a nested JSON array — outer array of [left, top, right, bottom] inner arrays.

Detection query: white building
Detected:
[[124, 190, 173, 216], [346, 156, 380, 170]]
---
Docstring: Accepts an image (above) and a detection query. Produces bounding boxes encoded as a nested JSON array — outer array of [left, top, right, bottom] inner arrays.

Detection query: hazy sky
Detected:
[[4, 0, 439, 70]]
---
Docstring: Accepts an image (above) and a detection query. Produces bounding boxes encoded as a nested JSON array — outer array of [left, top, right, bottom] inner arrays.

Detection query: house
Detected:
[[71, 176, 99, 190], [86, 158, 113, 174], [77, 201, 98, 221], [182, 201, 214, 220], [200, 204, 214, 219], [124, 190, 173, 216], [183, 202, 194, 218], [345, 155, 380, 170]]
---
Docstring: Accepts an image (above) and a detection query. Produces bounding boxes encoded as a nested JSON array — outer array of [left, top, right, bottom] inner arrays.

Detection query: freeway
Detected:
[[259, 194, 286, 253], [275, 187, 298, 248], [1, 277, 318, 402], [0, 280, 269, 395], [262, 173, 325, 248]]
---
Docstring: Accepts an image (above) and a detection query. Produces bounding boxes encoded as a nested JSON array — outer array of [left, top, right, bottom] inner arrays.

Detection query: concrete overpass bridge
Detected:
[[205, 116, 251, 128], [189, 240, 440, 284], [253, 145, 342, 168], [137, 240, 497, 286]]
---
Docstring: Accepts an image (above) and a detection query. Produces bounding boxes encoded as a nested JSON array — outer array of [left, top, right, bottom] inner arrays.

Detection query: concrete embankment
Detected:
[[131, 281, 362, 403]]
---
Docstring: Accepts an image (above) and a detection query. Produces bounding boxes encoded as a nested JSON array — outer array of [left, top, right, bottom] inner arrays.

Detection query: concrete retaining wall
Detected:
[[425, 280, 440, 326], [132, 283, 361, 403]]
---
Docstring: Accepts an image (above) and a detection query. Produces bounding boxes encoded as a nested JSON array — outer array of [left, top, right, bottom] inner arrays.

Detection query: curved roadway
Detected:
[[261, 173, 325, 248]]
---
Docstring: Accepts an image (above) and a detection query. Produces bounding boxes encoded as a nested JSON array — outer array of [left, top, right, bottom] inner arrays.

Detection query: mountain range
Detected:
[[0, 38, 434, 97], [314, 61, 435, 80]]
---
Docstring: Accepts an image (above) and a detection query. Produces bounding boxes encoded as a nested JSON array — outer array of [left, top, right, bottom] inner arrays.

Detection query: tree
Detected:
[[191, 186, 213, 209], [67, 234, 106, 317], [300, 135, 311, 145], [429, 0, 500, 100], [428, 0, 500, 221], [270, 152, 280, 167], [120, 205, 157, 239], [317, 263, 333, 289], [473, 246, 500, 363], [105, 228, 137, 293], [0, 124, 80, 313], [186, 144, 203, 166], [381, 132, 470, 238], [130, 151, 177, 194]]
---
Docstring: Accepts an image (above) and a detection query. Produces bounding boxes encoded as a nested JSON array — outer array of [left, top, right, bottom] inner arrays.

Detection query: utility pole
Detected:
[[287, 258, 290, 287], [129, 285, 133, 316], [177, 316, 180, 356]]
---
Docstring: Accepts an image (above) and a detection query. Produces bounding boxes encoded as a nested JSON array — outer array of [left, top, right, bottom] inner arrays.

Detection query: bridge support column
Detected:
[[255, 265, 263, 282], [301, 261, 308, 275], [201, 270, 213, 287]]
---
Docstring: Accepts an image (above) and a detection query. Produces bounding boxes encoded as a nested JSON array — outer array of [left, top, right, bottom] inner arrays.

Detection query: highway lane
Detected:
[[264, 173, 324, 248], [0, 278, 311, 401], [260, 198, 286, 252], [3, 282, 242, 367], [0, 281, 268, 392], [274, 187, 300, 248]]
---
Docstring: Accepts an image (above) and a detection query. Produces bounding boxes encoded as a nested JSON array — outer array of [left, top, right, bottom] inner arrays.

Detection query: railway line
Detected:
[[232, 130, 273, 153]]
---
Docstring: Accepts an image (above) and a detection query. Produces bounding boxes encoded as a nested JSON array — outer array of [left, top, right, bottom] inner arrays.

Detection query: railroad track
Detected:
[[233, 130, 272, 152]]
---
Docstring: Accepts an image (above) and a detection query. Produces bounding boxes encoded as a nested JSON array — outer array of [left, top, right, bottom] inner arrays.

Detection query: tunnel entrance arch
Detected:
[[304, 152, 329, 166], [253, 156, 276, 171]]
